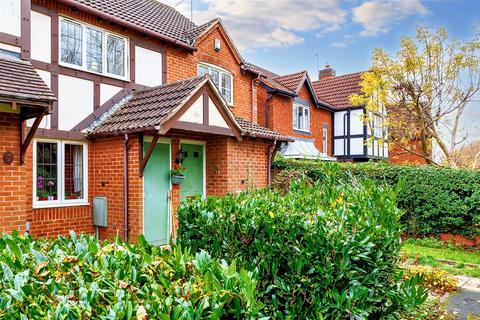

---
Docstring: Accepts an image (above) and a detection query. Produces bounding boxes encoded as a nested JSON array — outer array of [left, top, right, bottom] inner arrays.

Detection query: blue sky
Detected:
[[165, 0, 479, 141]]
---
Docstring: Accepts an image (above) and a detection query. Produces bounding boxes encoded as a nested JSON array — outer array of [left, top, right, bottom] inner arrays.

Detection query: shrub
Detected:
[[403, 265, 458, 294], [0, 231, 262, 319], [273, 158, 480, 237], [178, 177, 427, 319]]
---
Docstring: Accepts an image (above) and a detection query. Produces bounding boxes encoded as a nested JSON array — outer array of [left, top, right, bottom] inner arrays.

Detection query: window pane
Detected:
[[323, 128, 328, 153], [305, 108, 310, 131], [209, 69, 220, 87], [198, 65, 209, 76], [86, 27, 103, 73], [107, 35, 125, 76], [64, 144, 84, 200], [298, 107, 304, 130], [221, 73, 232, 103], [293, 105, 298, 129], [60, 20, 82, 66], [36, 142, 58, 201]]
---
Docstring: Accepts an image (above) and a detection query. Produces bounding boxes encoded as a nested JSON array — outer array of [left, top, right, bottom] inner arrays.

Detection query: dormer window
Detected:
[[293, 103, 310, 133], [59, 17, 128, 80], [198, 63, 233, 105]]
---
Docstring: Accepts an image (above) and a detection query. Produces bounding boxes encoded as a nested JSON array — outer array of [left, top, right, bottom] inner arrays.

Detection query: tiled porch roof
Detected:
[[87, 75, 211, 135], [312, 72, 364, 110], [0, 56, 56, 104], [236, 117, 292, 142]]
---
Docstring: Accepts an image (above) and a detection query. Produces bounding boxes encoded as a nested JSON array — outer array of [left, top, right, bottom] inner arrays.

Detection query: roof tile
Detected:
[[236, 117, 292, 142], [312, 72, 363, 110], [0, 55, 56, 103]]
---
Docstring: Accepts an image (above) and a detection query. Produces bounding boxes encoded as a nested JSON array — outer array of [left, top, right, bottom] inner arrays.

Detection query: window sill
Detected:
[[293, 129, 311, 135], [33, 202, 90, 210], [59, 62, 130, 83]]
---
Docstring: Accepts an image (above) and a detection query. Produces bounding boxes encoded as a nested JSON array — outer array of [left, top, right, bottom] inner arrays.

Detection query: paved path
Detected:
[[447, 276, 480, 320]]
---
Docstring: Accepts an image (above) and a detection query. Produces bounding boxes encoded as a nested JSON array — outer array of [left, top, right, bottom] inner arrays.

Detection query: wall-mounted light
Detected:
[[214, 39, 221, 52], [176, 149, 186, 164]]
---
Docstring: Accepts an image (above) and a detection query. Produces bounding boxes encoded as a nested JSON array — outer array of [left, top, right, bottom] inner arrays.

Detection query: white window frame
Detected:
[[323, 127, 328, 154], [33, 139, 89, 208], [197, 63, 233, 106], [293, 103, 310, 133], [373, 114, 383, 138], [59, 16, 129, 81]]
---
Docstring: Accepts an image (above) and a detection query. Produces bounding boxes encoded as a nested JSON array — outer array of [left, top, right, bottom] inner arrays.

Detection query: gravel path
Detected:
[[447, 276, 480, 320]]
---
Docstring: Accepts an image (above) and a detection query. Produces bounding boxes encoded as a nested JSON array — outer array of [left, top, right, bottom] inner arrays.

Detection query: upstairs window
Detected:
[[293, 103, 310, 132], [60, 17, 128, 79], [323, 126, 328, 154], [34, 140, 88, 207], [198, 64, 233, 105], [373, 114, 383, 137]]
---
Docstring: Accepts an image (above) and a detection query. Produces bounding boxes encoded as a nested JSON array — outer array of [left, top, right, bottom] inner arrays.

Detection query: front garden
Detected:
[[1, 160, 479, 319]]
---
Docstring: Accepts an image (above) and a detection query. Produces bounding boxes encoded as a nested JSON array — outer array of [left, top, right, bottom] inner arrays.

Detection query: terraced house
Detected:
[[0, 0, 395, 245], [0, 0, 291, 245]]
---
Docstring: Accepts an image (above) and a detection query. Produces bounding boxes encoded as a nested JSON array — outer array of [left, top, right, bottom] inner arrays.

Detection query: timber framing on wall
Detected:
[[28, 2, 170, 140]]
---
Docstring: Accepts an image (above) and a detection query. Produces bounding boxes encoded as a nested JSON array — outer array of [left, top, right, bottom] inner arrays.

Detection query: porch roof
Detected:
[[0, 55, 56, 106]]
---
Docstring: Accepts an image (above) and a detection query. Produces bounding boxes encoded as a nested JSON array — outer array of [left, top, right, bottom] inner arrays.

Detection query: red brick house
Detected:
[[0, 0, 289, 244], [243, 63, 336, 160]]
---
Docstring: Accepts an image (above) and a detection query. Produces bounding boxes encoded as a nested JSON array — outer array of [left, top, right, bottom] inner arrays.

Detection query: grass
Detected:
[[401, 238, 480, 278]]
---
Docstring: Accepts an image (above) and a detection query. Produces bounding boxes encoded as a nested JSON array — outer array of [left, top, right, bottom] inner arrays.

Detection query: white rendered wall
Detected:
[[100, 83, 122, 105], [135, 46, 162, 87], [0, 0, 21, 37], [30, 11, 51, 63], [58, 75, 94, 130], [179, 96, 203, 124], [350, 137, 364, 155], [208, 97, 228, 128], [0, 43, 21, 53], [26, 69, 52, 129], [334, 111, 346, 136], [349, 109, 364, 135]]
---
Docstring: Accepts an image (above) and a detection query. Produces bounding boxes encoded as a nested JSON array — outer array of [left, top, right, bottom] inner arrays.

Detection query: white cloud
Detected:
[[186, 0, 347, 51], [332, 41, 348, 48], [352, 0, 428, 37]]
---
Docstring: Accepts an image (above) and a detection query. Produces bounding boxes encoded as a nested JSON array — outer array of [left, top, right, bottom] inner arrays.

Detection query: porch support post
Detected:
[[20, 112, 45, 165], [139, 134, 159, 177]]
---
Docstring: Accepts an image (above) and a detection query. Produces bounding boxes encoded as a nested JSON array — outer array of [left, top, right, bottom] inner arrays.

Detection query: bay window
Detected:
[[60, 17, 128, 79], [293, 103, 310, 132], [34, 140, 88, 207], [197, 63, 233, 105]]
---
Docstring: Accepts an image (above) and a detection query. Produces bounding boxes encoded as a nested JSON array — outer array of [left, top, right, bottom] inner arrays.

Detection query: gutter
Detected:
[[56, 0, 197, 52]]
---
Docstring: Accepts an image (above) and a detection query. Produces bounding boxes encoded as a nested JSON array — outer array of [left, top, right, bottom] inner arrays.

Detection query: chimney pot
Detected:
[[319, 65, 336, 80]]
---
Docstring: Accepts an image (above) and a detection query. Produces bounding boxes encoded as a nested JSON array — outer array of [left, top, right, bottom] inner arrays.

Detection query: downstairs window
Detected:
[[34, 140, 88, 207]]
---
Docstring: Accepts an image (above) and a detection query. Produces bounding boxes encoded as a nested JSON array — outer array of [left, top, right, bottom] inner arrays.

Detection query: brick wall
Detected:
[[389, 140, 428, 165], [167, 25, 257, 123], [259, 84, 334, 155], [0, 113, 27, 233]]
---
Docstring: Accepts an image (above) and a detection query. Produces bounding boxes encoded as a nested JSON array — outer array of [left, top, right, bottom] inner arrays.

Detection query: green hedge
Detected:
[[0, 231, 262, 319], [178, 176, 427, 319], [274, 158, 480, 237]]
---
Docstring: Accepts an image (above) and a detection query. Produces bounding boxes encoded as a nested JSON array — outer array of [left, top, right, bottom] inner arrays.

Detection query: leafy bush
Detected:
[[178, 174, 427, 319], [273, 158, 480, 237], [403, 265, 458, 294], [0, 231, 262, 319]]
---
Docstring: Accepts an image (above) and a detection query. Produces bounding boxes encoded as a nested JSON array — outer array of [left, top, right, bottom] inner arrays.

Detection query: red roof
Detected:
[[273, 71, 307, 93], [312, 72, 363, 110]]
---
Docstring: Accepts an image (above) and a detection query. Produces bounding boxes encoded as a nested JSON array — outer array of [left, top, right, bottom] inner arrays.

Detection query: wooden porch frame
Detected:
[[138, 133, 160, 177], [20, 111, 46, 164]]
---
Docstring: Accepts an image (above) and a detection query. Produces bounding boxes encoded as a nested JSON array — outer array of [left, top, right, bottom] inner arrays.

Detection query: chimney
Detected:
[[318, 64, 336, 80]]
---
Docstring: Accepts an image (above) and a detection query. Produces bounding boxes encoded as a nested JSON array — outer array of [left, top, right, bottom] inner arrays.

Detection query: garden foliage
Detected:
[[403, 265, 458, 294], [273, 158, 480, 237], [0, 231, 262, 319], [178, 170, 427, 319]]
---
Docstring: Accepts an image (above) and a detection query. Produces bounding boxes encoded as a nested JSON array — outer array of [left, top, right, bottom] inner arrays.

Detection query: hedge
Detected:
[[0, 231, 262, 319], [178, 176, 427, 319], [273, 158, 480, 237]]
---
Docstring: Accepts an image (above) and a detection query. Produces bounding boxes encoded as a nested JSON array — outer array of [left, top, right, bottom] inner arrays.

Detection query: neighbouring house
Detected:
[[242, 63, 336, 161], [0, 0, 289, 244], [312, 65, 389, 162]]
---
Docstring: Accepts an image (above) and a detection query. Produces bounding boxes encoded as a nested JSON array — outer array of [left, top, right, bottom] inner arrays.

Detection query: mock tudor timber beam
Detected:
[[139, 134, 160, 177], [20, 111, 46, 165]]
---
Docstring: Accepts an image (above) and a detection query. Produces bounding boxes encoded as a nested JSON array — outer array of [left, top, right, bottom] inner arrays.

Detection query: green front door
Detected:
[[143, 141, 170, 246], [180, 143, 204, 201]]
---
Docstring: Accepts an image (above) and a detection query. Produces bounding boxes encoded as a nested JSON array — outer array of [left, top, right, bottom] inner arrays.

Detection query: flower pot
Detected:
[[39, 196, 48, 201], [171, 174, 185, 185]]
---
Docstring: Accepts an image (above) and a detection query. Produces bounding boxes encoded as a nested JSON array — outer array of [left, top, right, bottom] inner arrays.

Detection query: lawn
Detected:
[[402, 238, 480, 278]]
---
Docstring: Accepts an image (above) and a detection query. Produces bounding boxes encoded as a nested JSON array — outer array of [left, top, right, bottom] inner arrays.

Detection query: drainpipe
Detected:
[[123, 134, 130, 241], [251, 75, 261, 123], [343, 112, 347, 162], [265, 92, 273, 128], [268, 139, 278, 187]]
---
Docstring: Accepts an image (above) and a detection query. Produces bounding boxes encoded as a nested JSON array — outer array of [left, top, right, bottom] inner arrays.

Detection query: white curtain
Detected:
[[73, 146, 83, 193]]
